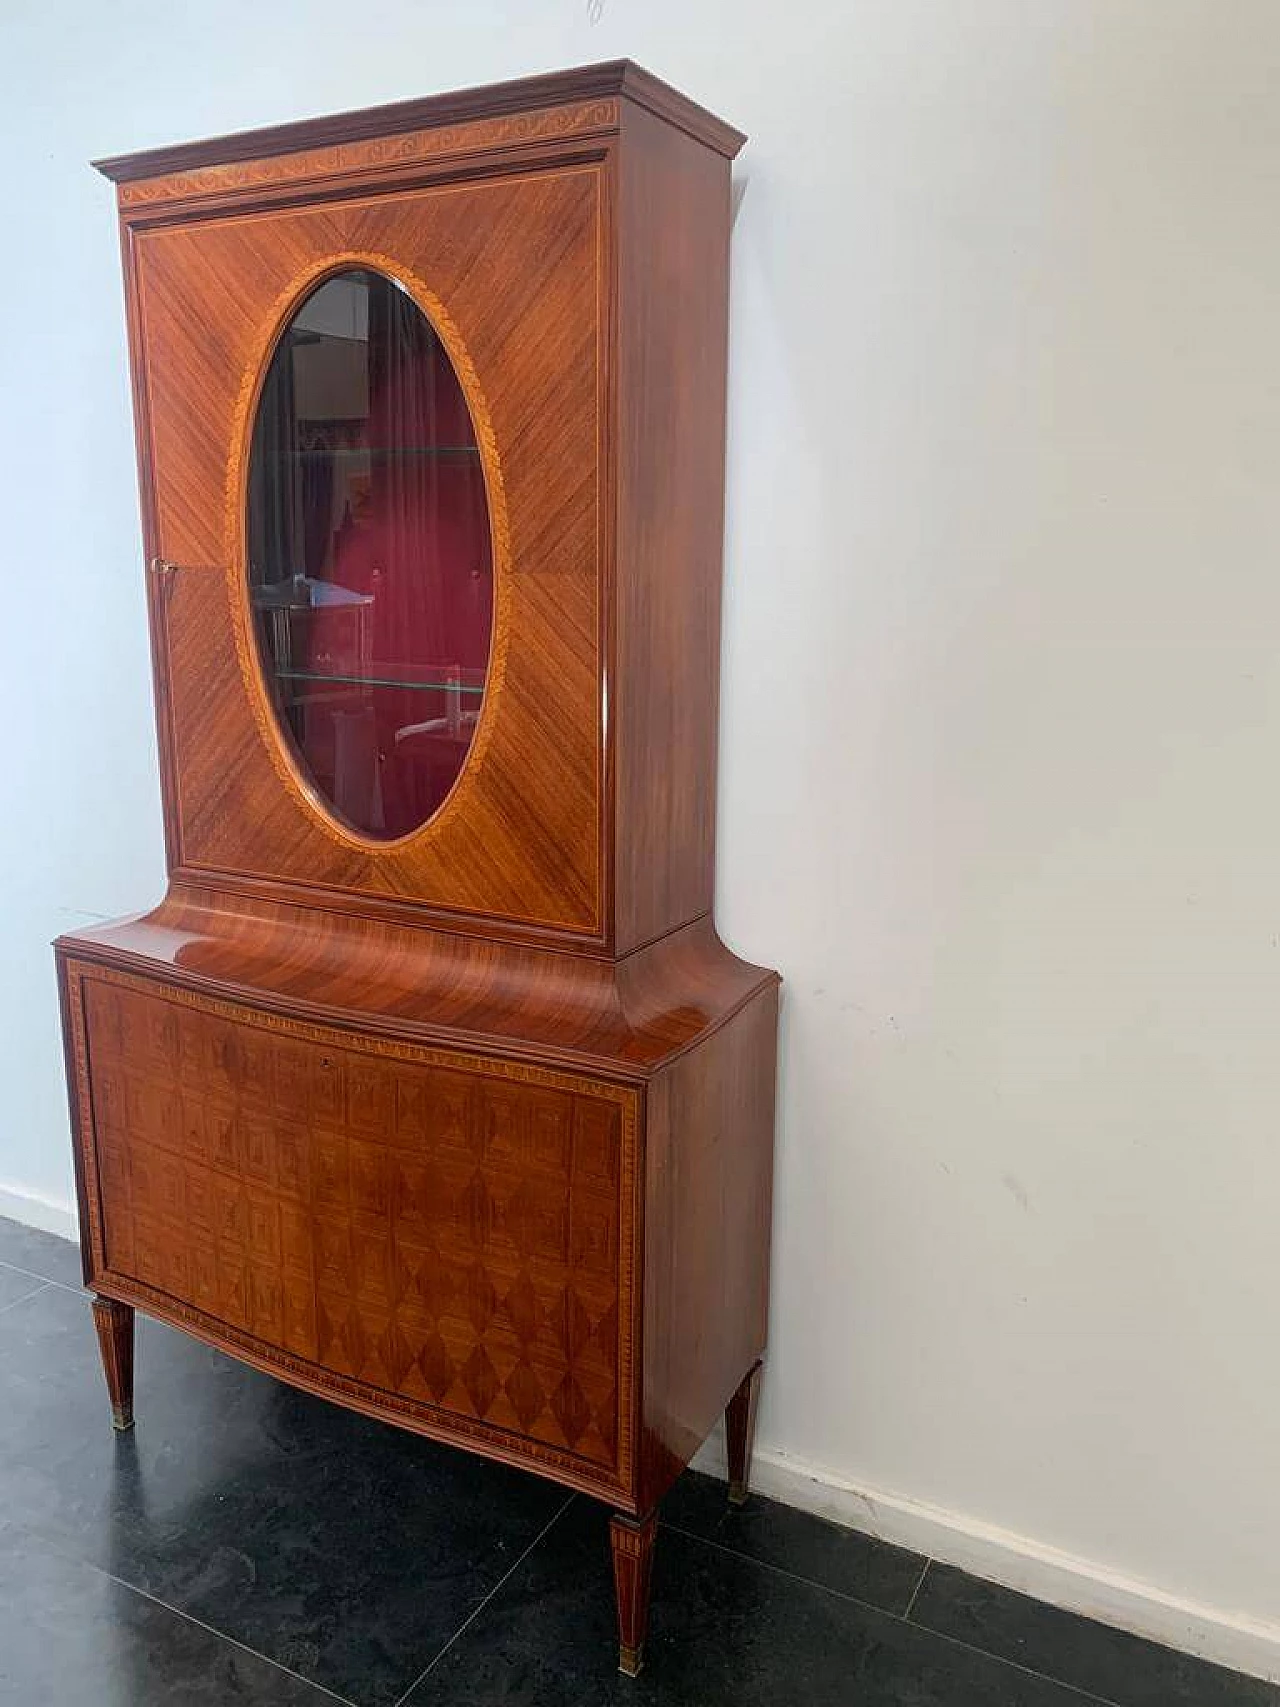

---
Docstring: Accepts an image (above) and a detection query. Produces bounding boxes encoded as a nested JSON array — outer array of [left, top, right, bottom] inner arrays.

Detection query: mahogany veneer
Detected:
[[58, 61, 777, 1676]]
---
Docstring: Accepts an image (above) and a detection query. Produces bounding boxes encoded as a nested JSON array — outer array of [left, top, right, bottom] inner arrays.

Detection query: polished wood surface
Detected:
[[93, 61, 744, 189], [610, 1508, 658, 1676], [726, 1359, 763, 1506], [613, 101, 734, 954], [58, 932, 776, 1516], [91, 1296, 135, 1431], [108, 101, 619, 213], [59, 891, 773, 1076], [637, 988, 778, 1514], [110, 63, 748, 955], [62, 65, 776, 1668], [70, 961, 637, 1496], [131, 166, 604, 940]]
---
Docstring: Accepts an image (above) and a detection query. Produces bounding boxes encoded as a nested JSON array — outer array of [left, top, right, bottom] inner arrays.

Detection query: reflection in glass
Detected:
[[247, 269, 493, 838]]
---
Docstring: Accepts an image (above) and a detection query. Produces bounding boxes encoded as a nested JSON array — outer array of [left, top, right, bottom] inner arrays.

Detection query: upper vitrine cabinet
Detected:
[[57, 64, 779, 1679]]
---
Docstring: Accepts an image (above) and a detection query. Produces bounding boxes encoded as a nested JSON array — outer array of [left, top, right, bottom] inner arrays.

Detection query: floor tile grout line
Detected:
[[660, 1522, 1124, 1707], [392, 1493, 578, 1706], [9, 1517, 354, 1705], [661, 1519, 905, 1618], [0, 1257, 85, 1297], [87, 1561, 361, 1706], [902, 1617, 1130, 1707], [901, 1556, 931, 1622], [0, 1279, 52, 1316]]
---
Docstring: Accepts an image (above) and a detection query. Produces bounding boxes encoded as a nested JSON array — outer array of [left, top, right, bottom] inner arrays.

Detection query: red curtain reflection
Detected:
[[249, 271, 493, 839]]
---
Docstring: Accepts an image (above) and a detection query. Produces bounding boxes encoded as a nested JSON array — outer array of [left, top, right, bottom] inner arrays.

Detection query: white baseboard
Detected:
[[692, 1431, 1280, 1686], [0, 1185, 79, 1243]]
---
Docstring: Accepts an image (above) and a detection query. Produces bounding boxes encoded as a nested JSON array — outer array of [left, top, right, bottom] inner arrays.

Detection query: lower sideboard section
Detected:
[[60, 958, 641, 1503]]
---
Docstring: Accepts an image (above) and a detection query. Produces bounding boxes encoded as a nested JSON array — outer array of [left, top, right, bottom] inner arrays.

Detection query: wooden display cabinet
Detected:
[[56, 61, 778, 1676]]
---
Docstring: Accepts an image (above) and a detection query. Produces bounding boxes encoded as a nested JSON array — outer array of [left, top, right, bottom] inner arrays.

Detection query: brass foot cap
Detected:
[[110, 1409, 134, 1432], [618, 1643, 644, 1678], [728, 1479, 748, 1506]]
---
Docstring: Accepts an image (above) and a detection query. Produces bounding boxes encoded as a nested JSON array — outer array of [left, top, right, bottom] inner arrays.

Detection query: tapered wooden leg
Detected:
[[610, 1509, 657, 1677], [726, 1359, 762, 1506], [91, 1296, 134, 1431]]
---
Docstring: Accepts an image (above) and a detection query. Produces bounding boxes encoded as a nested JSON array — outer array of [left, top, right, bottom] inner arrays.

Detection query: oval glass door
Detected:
[[246, 268, 493, 839]]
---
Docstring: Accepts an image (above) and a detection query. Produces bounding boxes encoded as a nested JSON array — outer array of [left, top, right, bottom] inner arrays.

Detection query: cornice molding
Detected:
[[92, 60, 745, 186]]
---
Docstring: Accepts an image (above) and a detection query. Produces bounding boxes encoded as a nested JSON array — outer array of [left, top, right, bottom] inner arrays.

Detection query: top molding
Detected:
[[92, 59, 746, 184]]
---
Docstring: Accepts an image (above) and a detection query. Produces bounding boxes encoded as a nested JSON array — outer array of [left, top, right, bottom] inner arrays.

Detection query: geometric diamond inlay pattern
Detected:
[[82, 978, 625, 1470]]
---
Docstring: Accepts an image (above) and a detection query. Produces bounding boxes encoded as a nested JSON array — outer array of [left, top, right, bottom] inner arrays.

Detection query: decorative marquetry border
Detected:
[[64, 958, 642, 1501], [117, 101, 619, 208], [102, 1269, 631, 1503], [221, 249, 514, 861], [76, 960, 638, 1098], [64, 963, 105, 1276]]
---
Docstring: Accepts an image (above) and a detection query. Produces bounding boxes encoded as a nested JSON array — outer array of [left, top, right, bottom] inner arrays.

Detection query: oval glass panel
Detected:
[[246, 268, 493, 839]]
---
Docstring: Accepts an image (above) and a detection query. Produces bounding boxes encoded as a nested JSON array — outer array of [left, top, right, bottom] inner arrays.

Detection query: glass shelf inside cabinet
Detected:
[[285, 445, 481, 461], [246, 268, 494, 839], [272, 661, 487, 695]]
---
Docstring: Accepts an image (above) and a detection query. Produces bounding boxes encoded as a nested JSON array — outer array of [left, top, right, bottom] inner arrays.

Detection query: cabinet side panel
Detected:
[[614, 108, 734, 955], [639, 984, 778, 1510]]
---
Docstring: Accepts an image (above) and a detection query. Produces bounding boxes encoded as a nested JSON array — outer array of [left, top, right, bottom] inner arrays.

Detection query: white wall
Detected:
[[3, 0, 1279, 1672]]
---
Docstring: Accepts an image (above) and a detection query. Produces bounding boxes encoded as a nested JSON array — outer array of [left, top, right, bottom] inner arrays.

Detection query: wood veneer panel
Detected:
[[613, 104, 735, 954], [94, 61, 744, 188], [132, 165, 604, 937], [111, 102, 620, 215], [638, 983, 778, 1511], [68, 960, 640, 1496], [57, 895, 776, 1078]]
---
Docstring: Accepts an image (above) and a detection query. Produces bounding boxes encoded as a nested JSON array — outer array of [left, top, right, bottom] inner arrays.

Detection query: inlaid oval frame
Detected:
[[224, 251, 512, 855]]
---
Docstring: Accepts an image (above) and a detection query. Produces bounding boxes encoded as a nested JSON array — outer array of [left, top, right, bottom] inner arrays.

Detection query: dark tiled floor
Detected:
[[1, 1216, 1275, 1707], [0, 1214, 86, 1289]]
